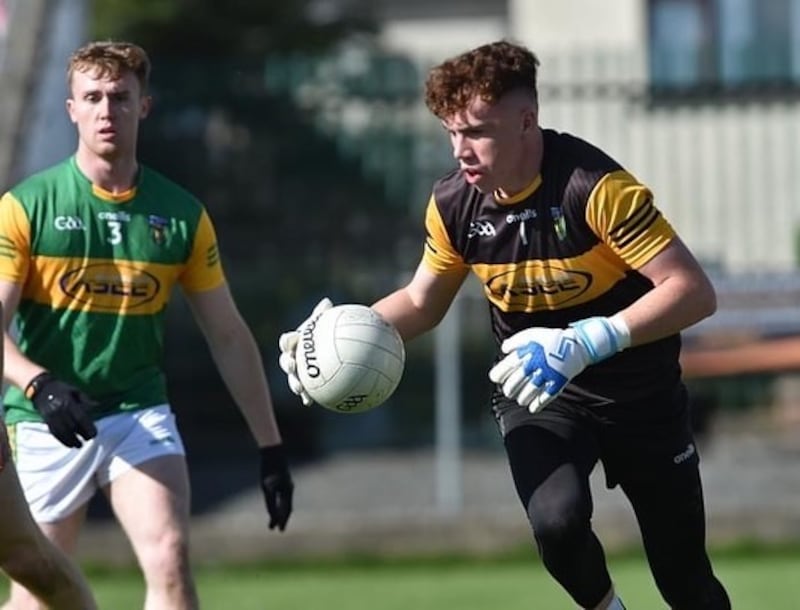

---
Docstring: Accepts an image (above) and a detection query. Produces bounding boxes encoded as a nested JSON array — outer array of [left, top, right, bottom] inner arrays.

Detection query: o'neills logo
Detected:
[[300, 314, 322, 378]]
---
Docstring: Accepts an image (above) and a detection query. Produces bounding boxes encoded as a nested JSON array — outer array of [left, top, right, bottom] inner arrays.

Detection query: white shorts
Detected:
[[11, 405, 185, 522]]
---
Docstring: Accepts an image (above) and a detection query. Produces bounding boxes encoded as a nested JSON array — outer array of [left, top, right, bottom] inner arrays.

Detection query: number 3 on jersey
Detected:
[[106, 220, 122, 245]]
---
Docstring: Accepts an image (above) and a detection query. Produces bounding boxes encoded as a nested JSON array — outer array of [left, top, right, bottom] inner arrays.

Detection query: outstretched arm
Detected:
[[681, 335, 800, 378], [372, 262, 468, 341], [186, 282, 293, 531], [184, 282, 282, 447]]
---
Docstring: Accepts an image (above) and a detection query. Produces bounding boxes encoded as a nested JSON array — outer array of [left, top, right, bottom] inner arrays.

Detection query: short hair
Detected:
[[424, 40, 540, 119], [67, 40, 151, 94]]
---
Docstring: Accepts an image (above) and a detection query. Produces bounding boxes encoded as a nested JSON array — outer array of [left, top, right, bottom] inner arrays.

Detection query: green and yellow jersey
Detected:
[[0, 156, 225, 424], [423, 129, 681, 404]]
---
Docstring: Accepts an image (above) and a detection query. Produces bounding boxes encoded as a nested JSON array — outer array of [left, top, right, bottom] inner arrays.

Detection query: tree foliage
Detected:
[[88, 0, 426, 459], [91, 0, 377, 57]]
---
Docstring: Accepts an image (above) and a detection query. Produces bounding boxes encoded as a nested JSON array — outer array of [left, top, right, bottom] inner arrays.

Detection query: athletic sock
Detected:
[[606, 596, 626, 610]]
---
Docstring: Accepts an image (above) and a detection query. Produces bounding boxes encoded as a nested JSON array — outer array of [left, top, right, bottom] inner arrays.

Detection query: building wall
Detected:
[[377, 0, 646, 59], [380, 17, 508, 65], [373, 0, 800, 272], [508, 0, 645, 56]]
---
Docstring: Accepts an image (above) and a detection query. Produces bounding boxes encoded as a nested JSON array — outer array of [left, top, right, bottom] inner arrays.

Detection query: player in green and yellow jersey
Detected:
[[0, 41, 292, 610]]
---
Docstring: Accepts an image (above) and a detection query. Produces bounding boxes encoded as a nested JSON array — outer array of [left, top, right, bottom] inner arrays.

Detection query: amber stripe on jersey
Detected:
[[422, 130, 676, 321], [585, 170, 674, 270], [418, 129, 682, 404], [22, 255, 179, 315], [0, 156, 226, 425]]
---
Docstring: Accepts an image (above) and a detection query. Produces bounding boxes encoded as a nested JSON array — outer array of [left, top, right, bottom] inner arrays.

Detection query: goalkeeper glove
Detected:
[[259, 444, 294, 531], [278, 297, 333, 406], [488, 315, 631, 413], [26, 372, 98, 448]]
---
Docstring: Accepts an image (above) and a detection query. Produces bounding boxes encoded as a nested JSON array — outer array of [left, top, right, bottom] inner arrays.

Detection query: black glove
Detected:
[[259, 444, 294, 531], [26, 372, 98, 449]]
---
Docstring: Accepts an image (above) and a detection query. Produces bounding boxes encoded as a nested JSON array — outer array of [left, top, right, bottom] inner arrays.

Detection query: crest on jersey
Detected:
[[550, 207, 567, 241], [148, 215, 169, 245]]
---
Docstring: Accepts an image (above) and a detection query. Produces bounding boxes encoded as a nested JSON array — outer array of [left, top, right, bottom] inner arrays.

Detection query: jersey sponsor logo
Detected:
[[505, 208, 537, 224], [486, 264, 592, 311], [54, 216, 87, 231], [60, 263, 161, 311], [468, 220, 496, 239]]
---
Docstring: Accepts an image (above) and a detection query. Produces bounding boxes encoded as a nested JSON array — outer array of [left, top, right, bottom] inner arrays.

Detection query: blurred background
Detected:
[[2, 0, 800, 569]]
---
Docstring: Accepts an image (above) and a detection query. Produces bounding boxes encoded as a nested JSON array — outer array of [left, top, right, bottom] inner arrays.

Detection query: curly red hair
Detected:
[[424, 40, 539, 119]]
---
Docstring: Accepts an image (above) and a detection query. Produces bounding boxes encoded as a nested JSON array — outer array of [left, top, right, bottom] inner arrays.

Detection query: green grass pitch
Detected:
[[4, 545, 796, 609]]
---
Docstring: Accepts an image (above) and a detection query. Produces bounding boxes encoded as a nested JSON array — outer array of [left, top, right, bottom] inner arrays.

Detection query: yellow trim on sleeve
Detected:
[[0, 192, 31, 283], [179, 209, 226, 293], [585, 170, 676, 269], [421, 194, 469, 275]]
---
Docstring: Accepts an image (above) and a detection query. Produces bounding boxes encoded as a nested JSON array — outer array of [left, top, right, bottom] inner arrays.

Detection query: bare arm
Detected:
[[371, 263, 468, 341], [680, 336, 800, 378], [184, 283, 282, 448], [0, 279, 46, 390], [617, 238, 716, 346]]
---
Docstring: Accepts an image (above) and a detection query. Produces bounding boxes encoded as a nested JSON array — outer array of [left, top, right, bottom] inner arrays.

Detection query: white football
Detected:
[[295, 304, 405, 413]]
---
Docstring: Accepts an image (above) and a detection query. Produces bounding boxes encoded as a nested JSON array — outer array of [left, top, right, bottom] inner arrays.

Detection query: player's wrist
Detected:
[[570, 314, 631, 364], [259, 444, 289, 473], [24, 371, 54, 400]]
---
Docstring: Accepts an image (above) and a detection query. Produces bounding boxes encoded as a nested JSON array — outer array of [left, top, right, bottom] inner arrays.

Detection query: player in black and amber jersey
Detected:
[[280, 41, 730, 609]]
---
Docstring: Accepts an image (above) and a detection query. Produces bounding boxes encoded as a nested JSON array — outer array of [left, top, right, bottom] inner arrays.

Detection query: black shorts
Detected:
[[492, 382, 698, 488]]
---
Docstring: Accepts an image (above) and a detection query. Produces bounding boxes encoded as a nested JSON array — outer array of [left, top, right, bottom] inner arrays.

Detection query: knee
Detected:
[[1, 542, 45, 580], [529, 503, 590, 557], [1, 545, 61, 599], [138, 531, 191, 581]]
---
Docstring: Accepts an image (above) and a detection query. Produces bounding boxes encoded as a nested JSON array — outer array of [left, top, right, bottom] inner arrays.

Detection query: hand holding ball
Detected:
[[285, 303, 405, 413]]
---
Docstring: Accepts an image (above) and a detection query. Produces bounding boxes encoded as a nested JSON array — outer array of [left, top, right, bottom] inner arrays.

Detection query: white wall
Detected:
[[337, 1, 800, 272], [508, 0, 645, 54], [380, 16, 508, 65], [379, 0, 648, 63]]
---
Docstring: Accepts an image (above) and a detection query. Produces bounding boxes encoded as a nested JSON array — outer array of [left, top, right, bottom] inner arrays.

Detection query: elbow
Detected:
[[394, 311, 440, 343], [697, 282, 717, 321]]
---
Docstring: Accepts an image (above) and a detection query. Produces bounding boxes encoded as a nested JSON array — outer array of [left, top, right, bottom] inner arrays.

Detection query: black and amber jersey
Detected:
[[422, 129, 681, 404]]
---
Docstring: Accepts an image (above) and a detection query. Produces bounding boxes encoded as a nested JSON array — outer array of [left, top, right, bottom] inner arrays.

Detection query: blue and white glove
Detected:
[[278, 298, 333, 406], [488, 315, 631, 413]]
